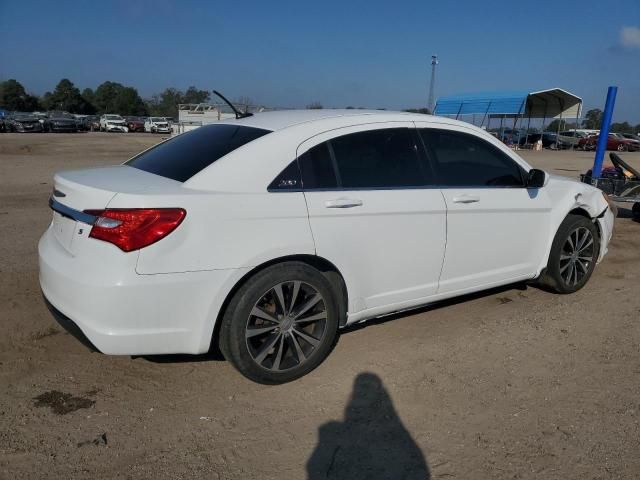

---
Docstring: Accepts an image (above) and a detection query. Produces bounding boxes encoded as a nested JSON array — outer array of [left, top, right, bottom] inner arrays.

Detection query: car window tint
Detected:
[[126, 124, 270, 182], [420, 129, 525, 187], [329, 128, 426, 188], [268, 160, 302, 191], [298, 142, 338, 189]]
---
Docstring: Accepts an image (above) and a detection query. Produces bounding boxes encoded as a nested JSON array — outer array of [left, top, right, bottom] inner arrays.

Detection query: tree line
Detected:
[[0, 78, 210, 118], [1, 78, 638, 132]]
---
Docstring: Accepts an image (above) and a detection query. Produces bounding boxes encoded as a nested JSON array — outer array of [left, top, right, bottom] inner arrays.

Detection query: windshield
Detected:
[[126, 124, 270, 182], [105, 115, 123, 120], [150, 117, 165, 122]]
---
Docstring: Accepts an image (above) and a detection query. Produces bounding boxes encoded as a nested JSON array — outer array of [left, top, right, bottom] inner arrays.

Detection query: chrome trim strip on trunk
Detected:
[[48, 197, 98, 225]]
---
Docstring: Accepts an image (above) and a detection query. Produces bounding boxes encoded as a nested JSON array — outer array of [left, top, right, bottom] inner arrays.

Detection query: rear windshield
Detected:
[[126, 124, 270, 182]]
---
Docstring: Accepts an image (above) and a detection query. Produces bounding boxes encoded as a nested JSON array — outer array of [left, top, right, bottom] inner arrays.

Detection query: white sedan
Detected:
[[99, 114, 128, 133], [144, 117, 171, 134], [39, 110, 615, 384]]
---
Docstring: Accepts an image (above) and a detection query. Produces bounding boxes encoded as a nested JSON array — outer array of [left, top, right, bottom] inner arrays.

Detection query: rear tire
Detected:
[[219, 262, 340, 384], [538, 215, 600, 294], [632, 202, 640, 220]]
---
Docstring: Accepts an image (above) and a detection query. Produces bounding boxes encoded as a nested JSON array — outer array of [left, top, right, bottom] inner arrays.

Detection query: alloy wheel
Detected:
[[559, 227, 595, 286], [245, 281, 328, 372]]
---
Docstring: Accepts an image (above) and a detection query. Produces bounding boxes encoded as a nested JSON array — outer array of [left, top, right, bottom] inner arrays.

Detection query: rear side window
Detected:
[[126, 124, 270, 182], [330, 129, 426, 188], [299, 142, 339, 189], [419, 129, 525, 187], [268, 161, 302, 191]]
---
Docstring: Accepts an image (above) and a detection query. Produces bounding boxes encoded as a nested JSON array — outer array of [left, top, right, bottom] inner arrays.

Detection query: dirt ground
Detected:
[[1, 132, 639, 480]]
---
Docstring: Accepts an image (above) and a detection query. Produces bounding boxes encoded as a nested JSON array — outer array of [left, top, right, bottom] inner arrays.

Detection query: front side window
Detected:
[[127, 124, 270, 182], [419, 129, 525, 187]]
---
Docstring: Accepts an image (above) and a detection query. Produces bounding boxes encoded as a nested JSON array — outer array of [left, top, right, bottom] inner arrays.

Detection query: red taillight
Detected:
[[84, 208, 186, 252]]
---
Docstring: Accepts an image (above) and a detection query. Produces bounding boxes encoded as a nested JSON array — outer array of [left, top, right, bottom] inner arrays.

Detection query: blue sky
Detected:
[[1, 0, 639, 122]]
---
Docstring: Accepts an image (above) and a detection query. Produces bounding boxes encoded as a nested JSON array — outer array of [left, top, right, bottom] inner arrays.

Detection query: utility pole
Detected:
[[428, 55, 438, 113]]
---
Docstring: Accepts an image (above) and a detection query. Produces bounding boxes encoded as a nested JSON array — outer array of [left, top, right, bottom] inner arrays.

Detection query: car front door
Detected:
[[416, 125, 553, 294], [298, 123, 447, 318]]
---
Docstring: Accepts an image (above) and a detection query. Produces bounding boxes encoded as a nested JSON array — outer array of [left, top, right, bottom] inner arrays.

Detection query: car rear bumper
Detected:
[[38, 226, 246, 355]]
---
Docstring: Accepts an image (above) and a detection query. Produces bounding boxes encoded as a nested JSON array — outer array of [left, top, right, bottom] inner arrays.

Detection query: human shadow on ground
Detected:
[[307, 372, 430, 480]]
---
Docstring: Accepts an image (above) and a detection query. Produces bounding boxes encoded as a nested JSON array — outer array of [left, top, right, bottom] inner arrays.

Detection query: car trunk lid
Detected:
[[50, 165, 186, 253]]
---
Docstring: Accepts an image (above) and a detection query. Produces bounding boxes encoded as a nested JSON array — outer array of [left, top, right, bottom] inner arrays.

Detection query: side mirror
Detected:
[[527, 169, 547, 188]]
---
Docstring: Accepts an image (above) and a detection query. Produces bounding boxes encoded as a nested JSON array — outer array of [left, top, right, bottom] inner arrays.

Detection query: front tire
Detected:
[[539, 215, 600, 294], [219, 262, 340, 384]]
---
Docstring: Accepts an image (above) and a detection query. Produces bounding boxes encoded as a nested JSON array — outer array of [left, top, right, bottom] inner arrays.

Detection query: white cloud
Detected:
[[620, 26, 640, 49]]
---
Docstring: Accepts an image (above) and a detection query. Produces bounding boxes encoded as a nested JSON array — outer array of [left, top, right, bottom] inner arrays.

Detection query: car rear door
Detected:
[[416, 125, 552, 294], [297, 123, 447, 317]]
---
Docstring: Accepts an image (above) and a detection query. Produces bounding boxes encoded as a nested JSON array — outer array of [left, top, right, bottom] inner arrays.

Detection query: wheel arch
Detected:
[[536, 205, 602, 278], [209, 254, 349, 352], [567, 207, 602, 238]]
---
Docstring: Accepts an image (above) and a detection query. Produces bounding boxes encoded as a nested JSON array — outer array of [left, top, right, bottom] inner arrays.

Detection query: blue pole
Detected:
[[592, 86, 618, 179]]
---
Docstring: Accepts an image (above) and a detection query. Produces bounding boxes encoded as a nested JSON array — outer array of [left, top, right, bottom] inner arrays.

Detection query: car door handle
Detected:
[[452, 195, 480, 204], [325, 198, 363, 208]]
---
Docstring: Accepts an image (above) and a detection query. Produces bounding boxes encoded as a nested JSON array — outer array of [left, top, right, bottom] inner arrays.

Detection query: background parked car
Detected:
[[557, 130, 589, 148], [5, 113, 44, 132], [518, 132, 559, 148], [75, 116, 90, 132], [619, 132, 640, 143], [0, 109, 6, 132], [82, 115, 100, 132], [47, 111, 79, 132], [578, 133, 640, 151], [100, 114, 128, 132], [494, 128, 526, 145], [125, 116, 145, 132], [144, 116, 171, 133]]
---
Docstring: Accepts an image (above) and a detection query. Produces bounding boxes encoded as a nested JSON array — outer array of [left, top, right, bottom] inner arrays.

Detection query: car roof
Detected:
[[219, 109, 430, 131]]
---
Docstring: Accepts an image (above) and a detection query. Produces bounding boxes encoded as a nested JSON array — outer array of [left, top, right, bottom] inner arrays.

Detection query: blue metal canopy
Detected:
[[435, 91, 529, 116], [434, 88, 582, 119]]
